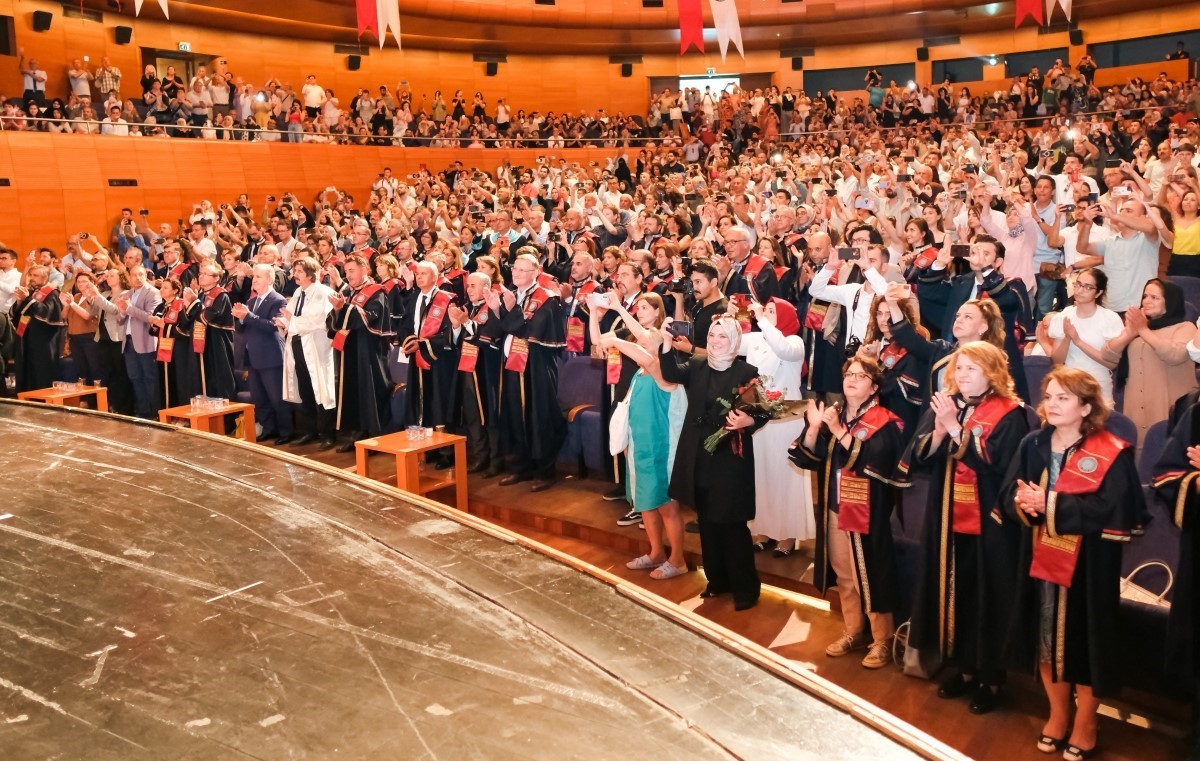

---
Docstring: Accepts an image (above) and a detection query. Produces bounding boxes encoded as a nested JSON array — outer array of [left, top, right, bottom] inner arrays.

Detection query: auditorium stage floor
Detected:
[[0, 402, 923, 760]]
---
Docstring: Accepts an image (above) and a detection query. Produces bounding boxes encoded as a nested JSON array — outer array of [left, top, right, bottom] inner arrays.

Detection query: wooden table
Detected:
[[18, 385, 109, 412], [355, 430, 468, 511], [158, 402, 256, 443]]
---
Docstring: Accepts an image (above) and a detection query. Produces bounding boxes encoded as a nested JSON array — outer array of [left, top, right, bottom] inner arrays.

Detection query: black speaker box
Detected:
[[1069, 29, 1084, 46], [115, 26, 133, 45], [916, 46, 929, 62], [485, 61, 498, 76], [620, 63, 632, 77], [347, 55, 361, 71], [791, 56, 803, 71], [32, 10, 53, 32]]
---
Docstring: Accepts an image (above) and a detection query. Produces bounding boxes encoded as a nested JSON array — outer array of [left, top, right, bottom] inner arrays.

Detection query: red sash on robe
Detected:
[[951, 394, 1019, 536], [15, 286, 55, 337], [879, 342, 907, 371], [382, 278, 401, 294], [192, 289, 221, 354], [411, 288, 451, 370], [156, 299, 185, 362], [804, 267, 839, 331], [168, 262, 192, 281], [536, 272, 558, 290], [740, 254, 769, 302], [457, 304, 488, 372], [566, 280, 597, 353], [1030, 431, 1130, 587], [838, 404, 900, 534], [504, 288, 551, 372]]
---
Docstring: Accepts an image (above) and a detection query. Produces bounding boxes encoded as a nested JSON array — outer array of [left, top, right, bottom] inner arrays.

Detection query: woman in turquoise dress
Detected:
[[599, 293, 688, 580]]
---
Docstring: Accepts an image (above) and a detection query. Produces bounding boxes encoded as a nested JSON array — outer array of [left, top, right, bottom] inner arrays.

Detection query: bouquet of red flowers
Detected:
[[702, 376, 789, 455]]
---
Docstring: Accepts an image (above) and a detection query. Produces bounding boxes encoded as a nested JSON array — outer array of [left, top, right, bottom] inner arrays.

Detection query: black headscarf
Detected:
[[1147, 278, 1187, 330]]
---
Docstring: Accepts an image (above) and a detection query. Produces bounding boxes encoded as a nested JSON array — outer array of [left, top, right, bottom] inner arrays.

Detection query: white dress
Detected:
[[739, 323, 816, 542]]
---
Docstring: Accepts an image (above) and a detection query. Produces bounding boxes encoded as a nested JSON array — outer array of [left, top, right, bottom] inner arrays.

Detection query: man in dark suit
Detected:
[[232, 264, 293, 443]]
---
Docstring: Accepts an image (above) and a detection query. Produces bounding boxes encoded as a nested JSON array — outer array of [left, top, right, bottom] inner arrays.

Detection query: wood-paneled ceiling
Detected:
[[87, 0, 1195, 54]]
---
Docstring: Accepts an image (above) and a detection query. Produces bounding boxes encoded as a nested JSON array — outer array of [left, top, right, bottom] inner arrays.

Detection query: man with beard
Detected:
[[490, 252, 567, 492], [329, 255, 390, 452]]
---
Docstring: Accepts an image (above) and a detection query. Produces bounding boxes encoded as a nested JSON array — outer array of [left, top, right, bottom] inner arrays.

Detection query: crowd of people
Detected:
[[2, 51, 1199, 761]]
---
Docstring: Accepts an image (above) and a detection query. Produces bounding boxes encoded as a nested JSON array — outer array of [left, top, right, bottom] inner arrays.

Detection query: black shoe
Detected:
[[699, 586, 728, 599], [601, 485, 626, 501], [483, 465, 503, 478], [434, 457, 454, 471], [499, 473, 530, 486], [968, 684, 1000, 715], [259, 430, 280, 442], [937, 673, 976, 699], [274, 433, 294, 446], [685, 520, 700, 534], [467, 461, 489, 475], [293, 432, 317, 446], [335, 440, 356, 454], [318, 437, 337, 451], [616, 510, 640, 526], [752, 539, 777, 553], [734, 597, 759, 611], [530, 476, 557, 493]]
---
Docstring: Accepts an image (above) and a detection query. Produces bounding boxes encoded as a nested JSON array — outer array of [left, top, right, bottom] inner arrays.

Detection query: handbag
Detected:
[[1038, 262, 1066, 281], [1120, 561, 1173, 610], [894, 620, 944, 679], [608, 377, 634, 457]]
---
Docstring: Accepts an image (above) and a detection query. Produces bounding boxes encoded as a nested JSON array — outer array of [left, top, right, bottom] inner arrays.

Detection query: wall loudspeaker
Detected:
[[791, 57, 803, 71], [486, 61, 498, 76], [1069, 29, 1084, 46], [620, 63, 633, 77], [115, 26, 133, 45], [347, 55, 361, 71], [916, 46, 929, 61], [32, 10, 53, 32]]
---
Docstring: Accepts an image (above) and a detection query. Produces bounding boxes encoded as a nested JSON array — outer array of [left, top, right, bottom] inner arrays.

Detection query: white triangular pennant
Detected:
[[768, 611, 812, 650], [708, 0, 744, 62], [1056, 0, 1073, 22], [376, 0, 401, 49], [133, 0, 169, 18]]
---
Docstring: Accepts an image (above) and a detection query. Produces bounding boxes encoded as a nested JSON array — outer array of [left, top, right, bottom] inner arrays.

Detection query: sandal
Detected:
[[772, 545, 795, 558], [1062, 744, 1098, 761], [752, 539, 776, 552], [650, 561, 688, 580], [1037, 735, 1067, 754], [626, 554, 663, 570]]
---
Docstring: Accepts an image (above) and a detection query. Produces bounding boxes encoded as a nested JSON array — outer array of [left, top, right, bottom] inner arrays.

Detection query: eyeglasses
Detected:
[[1075, 283, 1098, 292], [512, 267, 539, 274], [845, 371, 871, 381]]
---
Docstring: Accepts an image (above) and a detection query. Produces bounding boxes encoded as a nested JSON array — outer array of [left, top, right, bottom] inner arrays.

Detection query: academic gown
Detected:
[[888, 316, 956, 402], [1150, 406, 1198, 680], [332, 285, 391, 435], [877, 342, 929, 445], [405, 290, 459, 429], [789, 401, 907, 614], [998, 429, 1145, 696], [899, 397, 1029, 678], [497, 289, 567, 472], [380, 278, 408, 340], [660, 354, 765, 522], [151, 299, 200, 408], [723, 256, 781, 303], [10, 289, 64, 392], [196, 288, 237, 400]]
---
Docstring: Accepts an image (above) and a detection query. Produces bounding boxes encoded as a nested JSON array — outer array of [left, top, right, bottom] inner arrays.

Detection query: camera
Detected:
[[139, 208, 149, 216], [843, 336, 862, 359]]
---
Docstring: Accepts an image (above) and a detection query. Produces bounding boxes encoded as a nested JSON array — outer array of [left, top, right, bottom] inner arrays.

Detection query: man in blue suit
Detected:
[[232, 264, 293, 444]]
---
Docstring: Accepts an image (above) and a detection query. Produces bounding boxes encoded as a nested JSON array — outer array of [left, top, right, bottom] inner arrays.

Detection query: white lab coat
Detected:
[[282, 282, 337, 409]]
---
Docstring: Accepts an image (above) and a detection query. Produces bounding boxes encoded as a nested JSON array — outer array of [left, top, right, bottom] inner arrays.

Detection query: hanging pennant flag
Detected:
[[377, 0, 402, 49], [355, 0, 378, 40], [679, 0, 704, 55], [133, 0, 169, 18], [1014, 0, 1043, 27], [1050, 0, 1073, 24], [708, 0, 744, 61]]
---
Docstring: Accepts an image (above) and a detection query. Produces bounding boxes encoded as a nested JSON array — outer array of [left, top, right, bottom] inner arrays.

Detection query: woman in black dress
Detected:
[[659, 316, 768, 611], [899, 341, 1029, 714], [1000, 367, 1144, 760]]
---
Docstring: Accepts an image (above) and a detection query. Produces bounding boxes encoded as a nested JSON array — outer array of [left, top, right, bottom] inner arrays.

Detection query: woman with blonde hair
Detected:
[[899, 342, 1030, 714], [1000, 367, 1144, 760]]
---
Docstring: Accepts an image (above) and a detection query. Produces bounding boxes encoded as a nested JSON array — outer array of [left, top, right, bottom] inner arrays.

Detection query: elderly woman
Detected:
[[791, 356, 906, 670], [659, 316, 768, 610], [899, 342, 1030, 714], [1102, 278, 1196, 448], [738, 297, 815, 556], [1000, 367, 1144, 761]]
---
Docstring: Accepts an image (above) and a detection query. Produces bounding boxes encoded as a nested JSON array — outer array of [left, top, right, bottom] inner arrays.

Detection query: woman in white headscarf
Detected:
[[659, 316, 769, 611]]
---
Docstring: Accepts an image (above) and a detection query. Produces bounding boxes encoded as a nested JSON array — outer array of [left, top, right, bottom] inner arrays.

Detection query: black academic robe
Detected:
[[723, 255, 781, 302], [1150, 406, 1198, 680], [196, 288, 237, 400], [877, 341, 929, 444], [790, 401, 907, 613], [380, 278, 409, 340], [10, 288, 64, 392], [496, 288, 567, 470], [150, 299, 199, 408], [660, 354, 765, 523], [999, 429, 1145, 696], [332, 284, 391, 435], [405, 290, 459, 429], [899, 397, 1029, 677], [221, 273, 252, 305], [888, 316, 956, 404]]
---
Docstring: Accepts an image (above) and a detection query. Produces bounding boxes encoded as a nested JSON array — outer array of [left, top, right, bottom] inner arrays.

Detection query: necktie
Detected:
[[295, 290, 306, 317], [252, 295, 263, 313]]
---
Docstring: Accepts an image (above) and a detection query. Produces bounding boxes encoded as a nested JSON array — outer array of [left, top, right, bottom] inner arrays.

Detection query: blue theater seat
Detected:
[[556, 355, 605, 475]]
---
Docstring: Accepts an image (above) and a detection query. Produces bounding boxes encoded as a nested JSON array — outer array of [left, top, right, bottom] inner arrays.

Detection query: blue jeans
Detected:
[[1034, 274, 1060, 320], [124, 345, 159, 419]]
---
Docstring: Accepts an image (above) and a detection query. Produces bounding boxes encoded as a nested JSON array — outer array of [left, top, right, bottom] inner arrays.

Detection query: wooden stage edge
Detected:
[[4, 399, 967, 761]]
